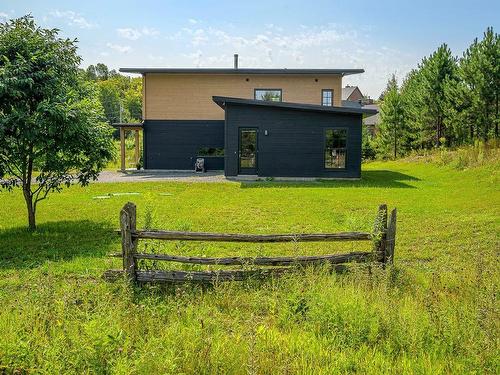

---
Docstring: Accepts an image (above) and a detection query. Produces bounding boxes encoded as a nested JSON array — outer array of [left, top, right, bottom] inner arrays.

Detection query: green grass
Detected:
[[0, 158, 499, 374]]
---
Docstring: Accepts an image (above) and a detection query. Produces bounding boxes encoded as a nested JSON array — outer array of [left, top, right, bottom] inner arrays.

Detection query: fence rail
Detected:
[[104, 202, 397, 284], [130, 230, 373, 242]]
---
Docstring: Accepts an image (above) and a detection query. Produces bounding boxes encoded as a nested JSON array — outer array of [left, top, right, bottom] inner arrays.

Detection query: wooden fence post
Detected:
[[373, 204, 388, 263], [121, 202, 137, 282], [120, 127, 126, 172], [385, 208, 397, 264]]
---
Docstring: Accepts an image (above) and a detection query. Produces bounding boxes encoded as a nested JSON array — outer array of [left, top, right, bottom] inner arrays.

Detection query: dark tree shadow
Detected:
[[240, 170, 421, 189], [0, 220, 117, 270]]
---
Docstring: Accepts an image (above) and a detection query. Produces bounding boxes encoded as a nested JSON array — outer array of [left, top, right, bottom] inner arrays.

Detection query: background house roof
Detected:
[[342, 86, 364, 100], [341, 100, 363, 109], [120, 68, 364, 76], [362, 104, 380, 125], [212, 96, 378, 116]]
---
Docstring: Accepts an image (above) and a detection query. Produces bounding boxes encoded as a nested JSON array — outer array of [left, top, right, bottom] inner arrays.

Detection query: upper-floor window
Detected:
[[325, 129, 347, 169], [322, 89, 333, 106], [255, 89, 282, 102]]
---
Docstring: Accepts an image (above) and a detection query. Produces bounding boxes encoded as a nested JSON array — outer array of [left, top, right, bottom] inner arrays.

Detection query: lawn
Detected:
[[0, 159, 498, 374]]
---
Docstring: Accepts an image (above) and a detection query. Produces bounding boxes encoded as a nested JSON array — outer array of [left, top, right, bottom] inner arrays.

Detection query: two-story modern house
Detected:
[[118, 56, 376, 179]]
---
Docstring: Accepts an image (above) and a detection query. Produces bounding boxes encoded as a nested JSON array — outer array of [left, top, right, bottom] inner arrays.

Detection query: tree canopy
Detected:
[[83, 63, 142, 124], [0, 16, 115, 230]]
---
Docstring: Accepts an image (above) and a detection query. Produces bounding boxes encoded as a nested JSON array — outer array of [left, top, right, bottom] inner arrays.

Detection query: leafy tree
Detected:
[[97, 78, 122, 124], [124, 77, 143, 121], [95, 62, 109, 80], [109, 69, 120, 78], [0, 16, 115, 230], [84, 67, 143, 124], [86, 64, 97, 80]]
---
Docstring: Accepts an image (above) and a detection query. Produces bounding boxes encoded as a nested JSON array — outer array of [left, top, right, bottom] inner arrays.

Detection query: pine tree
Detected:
[[376, 79, 409, 158], [459, 27, 499, 140], [378, 73, 398, 101], [418, 44, 458, 146]]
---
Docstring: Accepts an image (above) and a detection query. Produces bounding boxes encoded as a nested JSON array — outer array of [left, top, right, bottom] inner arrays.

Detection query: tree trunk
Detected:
[[23, 187, 36, 231], [394, 124, 397, 159], [495, 92, 498, 139]]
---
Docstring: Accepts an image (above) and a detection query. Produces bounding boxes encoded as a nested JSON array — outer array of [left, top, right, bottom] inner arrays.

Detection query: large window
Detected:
[[322, 89, 333, 106], [255, 89, 282, 102], [325, 129, 347, 169]]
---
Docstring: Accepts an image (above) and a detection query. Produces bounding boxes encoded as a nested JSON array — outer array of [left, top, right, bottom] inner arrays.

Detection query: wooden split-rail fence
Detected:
[[104, 202, 397, 284]]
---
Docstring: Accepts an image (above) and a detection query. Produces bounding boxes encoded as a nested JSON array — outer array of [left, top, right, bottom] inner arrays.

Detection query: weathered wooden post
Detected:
[[119, 127, 126, 172], [373, 204, 388, 263], [385, 208, 397, 264], [121, 202, 138, 282], [134, 130, 140, 166]]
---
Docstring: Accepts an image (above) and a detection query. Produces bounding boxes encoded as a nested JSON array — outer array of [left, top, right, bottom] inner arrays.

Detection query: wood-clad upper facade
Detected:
[[120, 67, 365, 121], [141, 73, 343, 120]]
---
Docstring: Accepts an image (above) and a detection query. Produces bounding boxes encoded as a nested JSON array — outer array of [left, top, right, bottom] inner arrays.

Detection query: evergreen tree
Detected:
[[459, 27, 499, 140], [378, 73, 398, 101], [376, 80, 409, 158], [400, 68, 429, 149], [418, 44, 458, 146]]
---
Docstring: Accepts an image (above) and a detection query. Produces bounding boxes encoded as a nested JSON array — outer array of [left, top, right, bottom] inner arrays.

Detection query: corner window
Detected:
[[325, 129, 347, 169], [322, 89, 333, 106], [255, 89, 282, 102]]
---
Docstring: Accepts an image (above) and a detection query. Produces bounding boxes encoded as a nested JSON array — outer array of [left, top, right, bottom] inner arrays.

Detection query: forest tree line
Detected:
[[369, 27, 499, 159], [81, 63, 142, 125]]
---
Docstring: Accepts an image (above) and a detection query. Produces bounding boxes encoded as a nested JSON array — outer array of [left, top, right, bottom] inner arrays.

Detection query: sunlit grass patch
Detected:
[[0, 159, 498, 373]]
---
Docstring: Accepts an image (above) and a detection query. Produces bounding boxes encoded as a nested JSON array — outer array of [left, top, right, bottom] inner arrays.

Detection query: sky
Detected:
[[1, 0, 498, 97]]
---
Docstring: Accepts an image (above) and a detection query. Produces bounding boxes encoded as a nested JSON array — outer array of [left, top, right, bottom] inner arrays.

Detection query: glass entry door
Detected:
[[238, 128, 258, 174]]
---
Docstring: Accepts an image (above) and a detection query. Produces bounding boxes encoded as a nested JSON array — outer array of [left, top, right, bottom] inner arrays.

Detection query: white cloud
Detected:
[[0, 12, 9, 21], [117, 28, 141, 40], [49, 10, 96, 29], [106, 43, 132, 53], [188, 18, 198, 25], [87, 22, 414, 97], [165, 23, 416, 97], [142, 27, 159, 37], [147, 54, 166, 62], [117, 27, 159, 40], [182, 50, 203, 67]]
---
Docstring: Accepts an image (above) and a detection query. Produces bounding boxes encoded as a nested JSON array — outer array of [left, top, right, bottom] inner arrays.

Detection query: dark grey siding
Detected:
[[144, 120, 224, 170], [224, 104, 362, 178]]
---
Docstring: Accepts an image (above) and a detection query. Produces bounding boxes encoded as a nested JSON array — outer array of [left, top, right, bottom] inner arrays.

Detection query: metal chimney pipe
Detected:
[[234, 54, 238, 69]]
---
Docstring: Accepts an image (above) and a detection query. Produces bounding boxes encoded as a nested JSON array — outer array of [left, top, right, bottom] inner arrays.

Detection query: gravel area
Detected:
[[97, 170, 228, 183]]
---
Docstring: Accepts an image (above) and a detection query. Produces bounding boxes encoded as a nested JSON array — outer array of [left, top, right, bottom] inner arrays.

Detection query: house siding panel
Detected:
[[224, 104, 361, 178], [144, 74, 343, 120], [143, 120, 224, 170]]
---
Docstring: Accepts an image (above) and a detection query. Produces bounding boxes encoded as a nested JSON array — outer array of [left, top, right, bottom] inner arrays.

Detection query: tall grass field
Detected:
[[0, 153, 498, 373]]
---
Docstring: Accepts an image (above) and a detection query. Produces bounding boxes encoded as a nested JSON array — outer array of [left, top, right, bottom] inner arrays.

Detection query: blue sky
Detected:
[[1, 0, 498, 97]]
